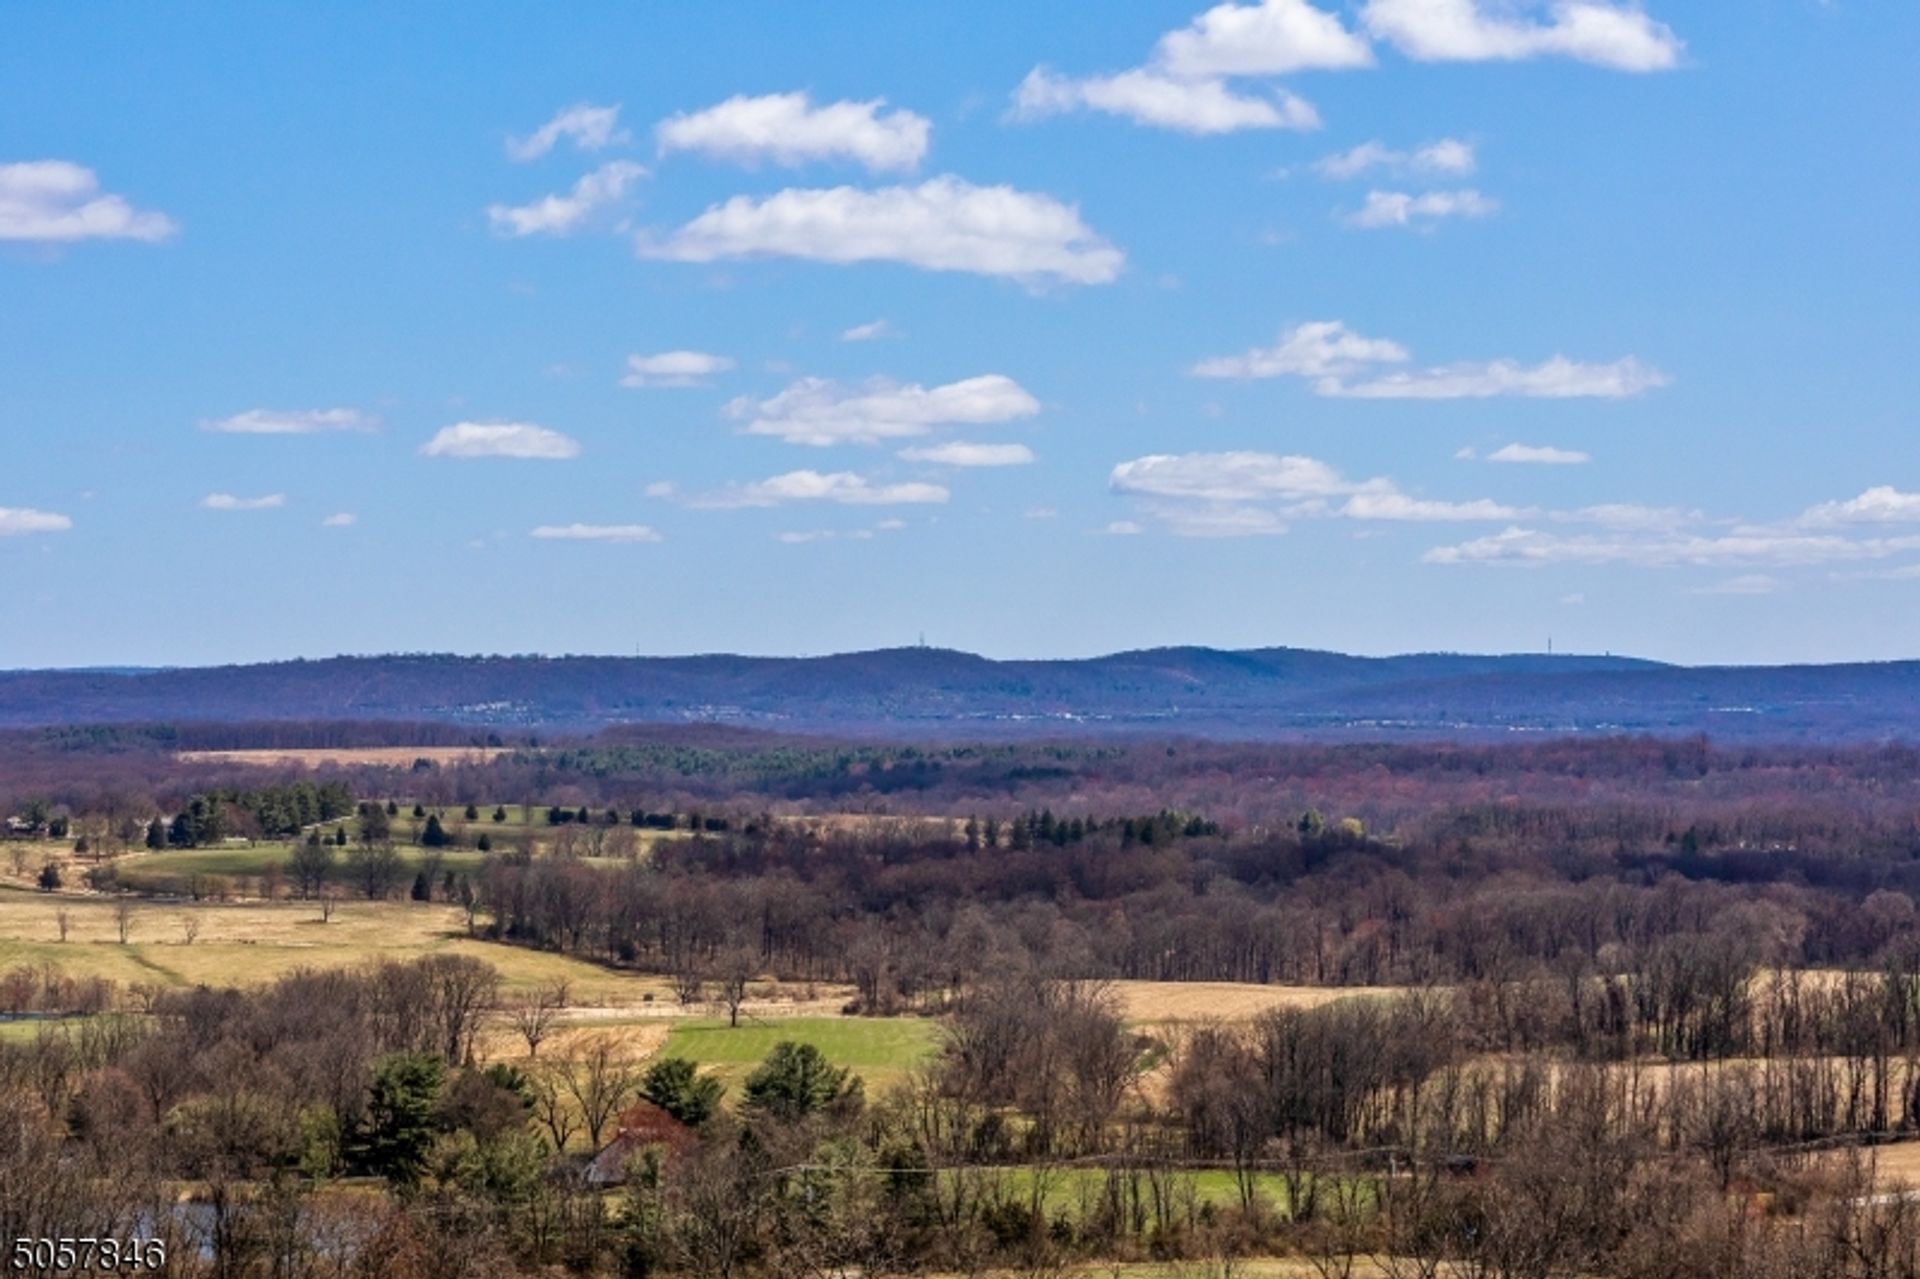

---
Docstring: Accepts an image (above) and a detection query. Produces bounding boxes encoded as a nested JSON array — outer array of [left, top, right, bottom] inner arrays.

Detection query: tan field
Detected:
[[177, 746, 511, 769], [0, 889, 665, 1003], [1110, 978, 1401, 1024]]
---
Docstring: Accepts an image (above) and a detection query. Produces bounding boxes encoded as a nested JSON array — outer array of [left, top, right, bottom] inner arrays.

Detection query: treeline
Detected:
[[161, 781, 357, 845]]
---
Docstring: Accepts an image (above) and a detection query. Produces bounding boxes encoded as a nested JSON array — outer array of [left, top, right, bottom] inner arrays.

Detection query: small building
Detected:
[[582, 1101, 695, 1187]]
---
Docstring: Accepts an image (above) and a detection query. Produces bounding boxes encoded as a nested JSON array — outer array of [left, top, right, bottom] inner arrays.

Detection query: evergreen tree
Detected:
[[410, 871, 431, 902], [464, 803, 479, 821], [421, 814, 451, 849], [350, 1053, 446, 1186], [742, 1041, 861, 1123], [639, 1057, 726, 1127], [145, 818, 166, 850]]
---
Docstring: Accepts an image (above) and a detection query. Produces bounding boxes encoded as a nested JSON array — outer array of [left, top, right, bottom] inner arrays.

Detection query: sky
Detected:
[[3, 2, 1917, 669]]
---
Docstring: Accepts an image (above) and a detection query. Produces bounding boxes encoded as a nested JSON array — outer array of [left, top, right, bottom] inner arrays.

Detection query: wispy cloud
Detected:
[[420, 422, 581, 460], [637, 177, 1124, 286], [1343, 188, 1497, 229], [488, 160, 647, 237], [1488, 443, 1592, 465], [683, 470, 949, 509], [321, 512, 357, 528], [507, 104, 629, 161], [897, 442, 1036, 467], [0, 507, 72, 535], [0, 161, 176, 243], [1315, 138, 1475, 179], [620, 350, 735, 388], [530, 523, 663, 543], [1193, 320, 1666, 399], [1011, 67, 1319, 135], [726, 374, 1039, 447], [840, 319, 897, 342], [200, 493, 286, 511], [200, 408, 379, 435], [656, 92, 930, 173]]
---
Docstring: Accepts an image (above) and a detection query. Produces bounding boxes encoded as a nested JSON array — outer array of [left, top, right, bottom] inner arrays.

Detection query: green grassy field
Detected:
[[661, 1015, 942, 1091]]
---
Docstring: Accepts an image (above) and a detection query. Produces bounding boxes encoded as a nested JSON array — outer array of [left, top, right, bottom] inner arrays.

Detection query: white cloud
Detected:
[[840, 319, 897, 342], [1316, 137, 1476, 179], [487, 160, 647, 237], [687, 470, 949, 509], [1344, 188, 1497, 229], [1328, 355, 1667, 399], [1488, 442, 1591, 465], [420, 422, 581, 460], [1362, 0, 1684, 71], [727, 373, 1039, 447], [0, 507, 72, 535], [1194, 321, 1665, 399], [200, 493, 285, 511], [1111, 450, 1536, 537], [1423, 527, 1920, 568], [656, 92, 930, 173], [0, 161, 176, 243], [1104, 520, 1145, 536], [321, 512, 357, 527], [897, 442, 1036, 467], [1798, 486, 1920, 527], [1339, 492, 1531, 521], [507, 104, 629, 161], [1155, 0, 1375, 75], [1191, 320, 1410, 380], [636, 177, 1124, 286], [1112, 451, 1371, 503], [775, 519, 904, 544], [1692, 574, 1777, 596], [620, 350, 735, 388], [201, 408, 380, 435], [530, 523, 663, 543], [1011, 67, 1320, 135], [1559, 503, 1702, 530]]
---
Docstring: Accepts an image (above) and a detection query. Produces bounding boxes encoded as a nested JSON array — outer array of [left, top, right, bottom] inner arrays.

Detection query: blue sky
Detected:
[[3, 2, 1916, 668]]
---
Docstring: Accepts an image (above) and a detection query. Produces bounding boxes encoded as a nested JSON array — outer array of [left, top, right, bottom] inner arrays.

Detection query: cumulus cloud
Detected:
[[200, 493, 285, 511], [420, 423, 582, 460], [1155, 0, 1375, 75], [1192, 320, 1410, 380], [1010, 67, 1319, 134], [0, 507, 72, 535], [1193, 321, 1666, 399], [1488, 443, 1592, 465], [1315, 138, 1476, 179], [1798, 486, 1920, 527], [0, 161, 176, 243], [656, 92, 930, 173], [530, 523, 663, 542], [896, 442, 1036, 467], [1111, 451, 1372, 503], [200, 408, 380, 435], [636, 177, 1124, 286], [840, 319, 896, 342], [1344, 188, 1498, 229], [507, 104, 629, 161], [321, 512, 357, 527], [686, 470, 950, 509], [487, 161, 647, 237], [1361, 0, 1684, 71], [726, 374, 1039, 447], [620, 350, 735, 388]]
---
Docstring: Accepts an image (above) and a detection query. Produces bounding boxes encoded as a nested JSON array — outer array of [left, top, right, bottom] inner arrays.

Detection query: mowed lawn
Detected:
[[662, 1016, 941, 1091], [0, 889, 666, 1003]]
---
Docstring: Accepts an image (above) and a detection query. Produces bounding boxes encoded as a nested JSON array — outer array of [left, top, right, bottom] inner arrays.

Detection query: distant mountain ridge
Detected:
[[0, 645, 1915, 740]]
